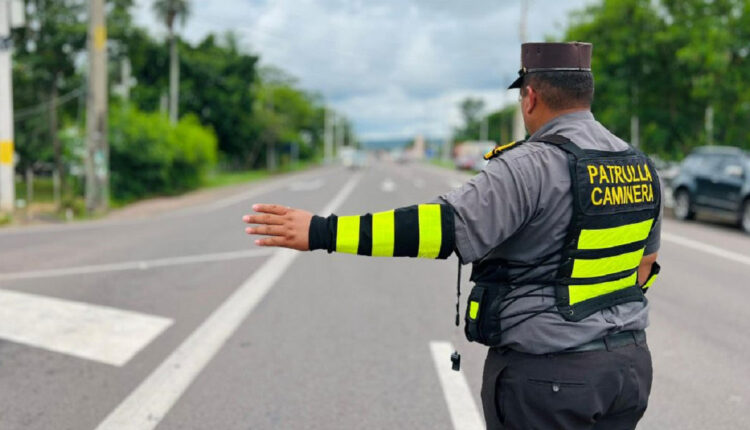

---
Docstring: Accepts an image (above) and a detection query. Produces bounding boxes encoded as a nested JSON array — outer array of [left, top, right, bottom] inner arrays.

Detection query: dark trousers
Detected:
[[481, 342, 652, 430]]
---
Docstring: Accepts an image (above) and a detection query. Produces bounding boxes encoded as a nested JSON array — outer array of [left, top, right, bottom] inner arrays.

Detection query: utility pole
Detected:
[[442, 138, 451, 163], [168, 33, 178, 124], [0, 0, 24, 213], [335, 116, 344, 152], [85, 0, 108, 214], [512, 0, 528, 142], [324, 108, 333, 164], [705, 105, 714, 146], [114, 57, 135, 102], [630, 115, 640, 149]]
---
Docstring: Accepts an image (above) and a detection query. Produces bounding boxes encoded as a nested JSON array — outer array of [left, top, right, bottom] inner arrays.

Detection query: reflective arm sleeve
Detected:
[[308, 204, 455, 259]]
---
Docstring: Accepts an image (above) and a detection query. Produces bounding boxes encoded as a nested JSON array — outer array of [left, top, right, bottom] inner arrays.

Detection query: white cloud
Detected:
[[134, 0, 594, 140]]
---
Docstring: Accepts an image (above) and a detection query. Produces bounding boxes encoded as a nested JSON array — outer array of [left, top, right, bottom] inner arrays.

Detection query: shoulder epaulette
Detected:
[[483, 139, 526, 160]]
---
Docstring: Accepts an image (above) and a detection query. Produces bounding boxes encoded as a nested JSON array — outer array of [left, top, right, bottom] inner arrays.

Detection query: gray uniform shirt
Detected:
[[439, 110, 661, 354]]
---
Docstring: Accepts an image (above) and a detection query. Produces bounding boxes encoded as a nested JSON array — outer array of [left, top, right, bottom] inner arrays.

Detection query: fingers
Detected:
[[242, 213, 285, 225], [255, 236, 287, 247], [252, 204, 289, 215], [245, 225, 287, 236]]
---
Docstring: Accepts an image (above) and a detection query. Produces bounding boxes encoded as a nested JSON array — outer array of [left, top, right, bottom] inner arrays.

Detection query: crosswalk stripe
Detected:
[[0, 289, 172, 366]]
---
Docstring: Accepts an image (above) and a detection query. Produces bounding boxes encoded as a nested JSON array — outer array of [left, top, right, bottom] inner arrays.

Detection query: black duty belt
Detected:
[[561, 330, 646, 354]]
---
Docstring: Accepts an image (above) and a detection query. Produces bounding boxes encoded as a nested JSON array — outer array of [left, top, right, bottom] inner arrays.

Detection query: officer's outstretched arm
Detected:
[[243, 203, 455, 259]]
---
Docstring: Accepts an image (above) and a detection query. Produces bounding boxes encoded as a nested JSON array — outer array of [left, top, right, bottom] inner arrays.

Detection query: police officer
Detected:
[[243, 42, 661, 430]]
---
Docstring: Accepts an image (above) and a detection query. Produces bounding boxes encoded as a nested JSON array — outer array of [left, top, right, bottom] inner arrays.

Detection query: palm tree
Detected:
[[152, 0, 191, 124]]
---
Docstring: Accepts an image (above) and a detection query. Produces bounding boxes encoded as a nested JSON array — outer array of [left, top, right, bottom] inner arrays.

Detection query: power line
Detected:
[[13, 86, 86, 122]]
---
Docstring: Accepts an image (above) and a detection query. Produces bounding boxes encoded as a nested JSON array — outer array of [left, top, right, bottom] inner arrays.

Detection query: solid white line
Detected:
[[0, 249, 275, 282], [95, 172, 363, 430], [662, 232, 750, 267], [0, 167, 334, 236], [429, 341, 485, 430], [0, 289, 172, 366]]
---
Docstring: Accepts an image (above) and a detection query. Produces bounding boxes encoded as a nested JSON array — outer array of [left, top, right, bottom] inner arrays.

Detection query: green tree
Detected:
[[179, 34, 258, 166], [565, 0, 750, 157], [453, 97, 486, 142], [485, 106, 517, 144]]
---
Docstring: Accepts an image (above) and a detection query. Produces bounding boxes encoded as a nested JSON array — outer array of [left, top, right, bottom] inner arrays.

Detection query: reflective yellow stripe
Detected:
[[643, 273, 658, 289], [372, 210, 395, 256], [417, 204, 442, 258], [469, 301, 479, 319], [577, 219, 654, 250], [571, 249, 644, 278], [569, 273, 638, 305], [336, 216, 360, 254]]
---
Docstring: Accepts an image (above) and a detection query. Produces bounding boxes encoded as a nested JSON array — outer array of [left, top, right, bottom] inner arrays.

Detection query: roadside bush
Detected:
[[109, 107, 217, 201]]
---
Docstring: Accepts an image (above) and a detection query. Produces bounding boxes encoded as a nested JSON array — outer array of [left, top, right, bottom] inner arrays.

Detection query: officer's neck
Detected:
[[527, 107, 591, 136]]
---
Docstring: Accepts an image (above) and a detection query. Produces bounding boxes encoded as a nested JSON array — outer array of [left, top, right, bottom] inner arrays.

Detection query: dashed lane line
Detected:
[[662, 232, 750, 267], [0, 248, 275, 282], [0, 289, 172, 366], [429, 341, 485, 430], [94, 172, 363, 430], [381, 178, 397, 192]]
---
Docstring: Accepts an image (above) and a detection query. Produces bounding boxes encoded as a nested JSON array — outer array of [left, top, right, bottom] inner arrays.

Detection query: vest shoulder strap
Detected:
[[534, 133, 585, 157]]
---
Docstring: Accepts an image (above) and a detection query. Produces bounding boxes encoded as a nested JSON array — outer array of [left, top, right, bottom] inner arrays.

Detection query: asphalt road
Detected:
[[1, 160, 748, 429]]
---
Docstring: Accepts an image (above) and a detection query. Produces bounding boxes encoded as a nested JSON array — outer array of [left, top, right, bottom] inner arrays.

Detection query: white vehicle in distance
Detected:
[[339, 147, 368, 169]]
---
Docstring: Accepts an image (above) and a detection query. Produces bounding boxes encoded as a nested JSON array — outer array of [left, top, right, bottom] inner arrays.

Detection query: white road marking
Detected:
[[662, 232, 750, 267], [429, 341, 485, 430], [288, 178, 325, 191], [95, 172, 363, 430], [192, 175, 300, 212], [0, 167, 333, 236], [381, 178, 396, 192], [0, 289, 172, 366], [0, 249, 275, 282], [448, 180, 464, 189]]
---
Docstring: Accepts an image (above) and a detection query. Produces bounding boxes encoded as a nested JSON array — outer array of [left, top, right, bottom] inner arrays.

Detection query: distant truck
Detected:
[[454, 141, 495, 171], [671, 146, 750, 234]]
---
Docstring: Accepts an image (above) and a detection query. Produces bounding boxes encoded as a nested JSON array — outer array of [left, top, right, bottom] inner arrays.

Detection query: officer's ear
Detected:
[[522, 85, 538, 115]]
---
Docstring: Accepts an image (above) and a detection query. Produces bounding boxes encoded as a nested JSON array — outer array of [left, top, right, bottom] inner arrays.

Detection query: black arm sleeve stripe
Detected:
[[308, 215, 331, 251], [393, 205, 420, 257], [357, 214, 373, 255], [437, 204, 455, 259], [327, 215, 338, 253]]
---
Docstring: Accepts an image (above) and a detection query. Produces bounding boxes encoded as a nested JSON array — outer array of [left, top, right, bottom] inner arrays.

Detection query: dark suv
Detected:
[[671, 146, 750, 233]]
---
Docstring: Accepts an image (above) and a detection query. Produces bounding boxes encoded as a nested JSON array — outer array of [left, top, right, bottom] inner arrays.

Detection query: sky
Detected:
[[133, 0, 593, 141]]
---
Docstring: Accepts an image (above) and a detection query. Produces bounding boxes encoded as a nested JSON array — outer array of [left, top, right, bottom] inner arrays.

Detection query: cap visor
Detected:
[[508, 75, 523, 89]]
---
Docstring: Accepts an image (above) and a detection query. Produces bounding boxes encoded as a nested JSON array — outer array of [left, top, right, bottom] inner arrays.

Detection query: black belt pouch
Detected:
[[464, 283, 509, 347]]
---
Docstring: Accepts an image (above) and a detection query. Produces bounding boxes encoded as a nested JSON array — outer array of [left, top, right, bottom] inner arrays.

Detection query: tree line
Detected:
[[10, 0, 353, 208], [455, 0, 750, 159]]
